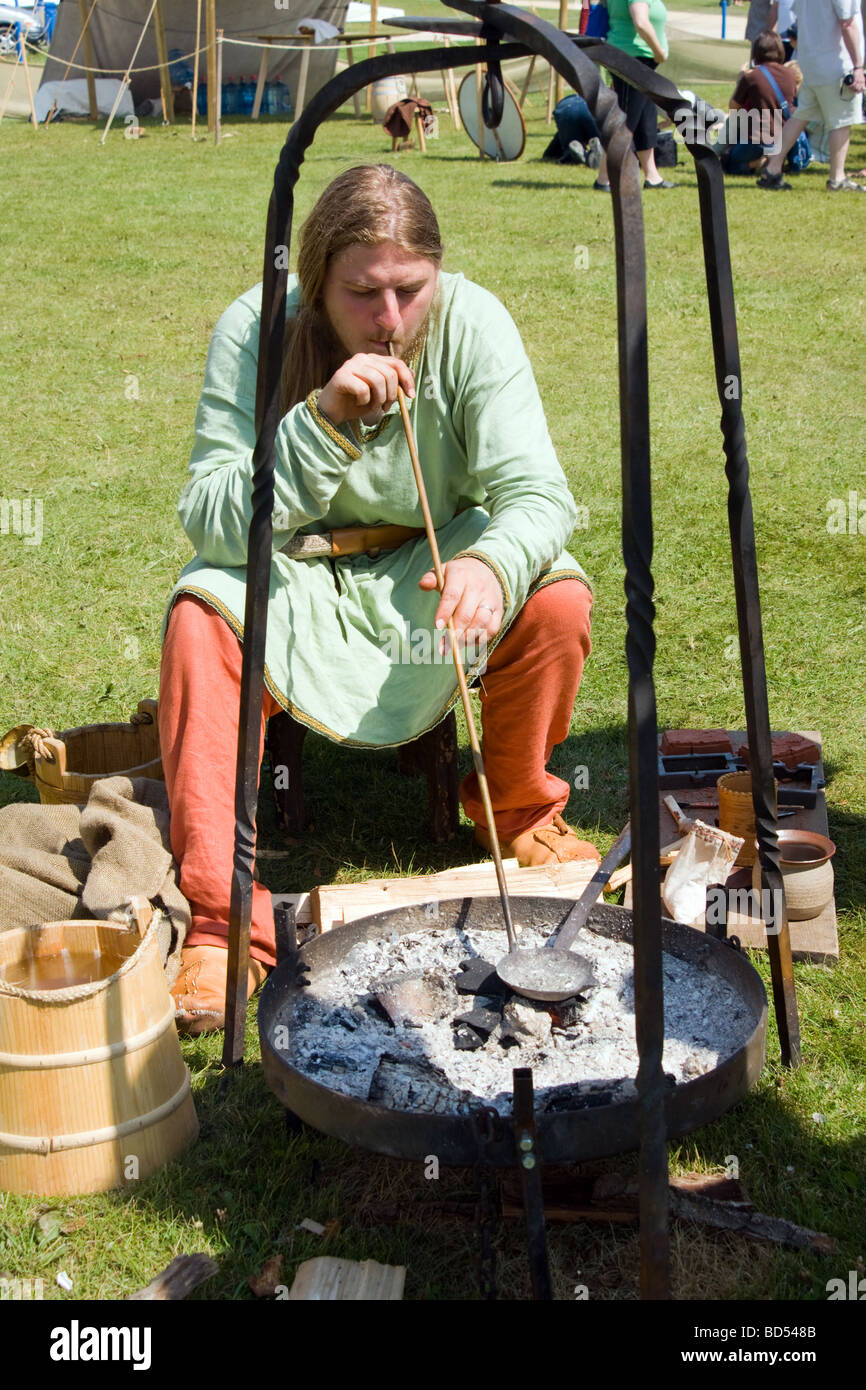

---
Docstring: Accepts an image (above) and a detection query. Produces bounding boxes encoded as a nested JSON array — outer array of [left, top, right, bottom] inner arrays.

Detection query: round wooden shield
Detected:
[[457, 72, 526, 162]]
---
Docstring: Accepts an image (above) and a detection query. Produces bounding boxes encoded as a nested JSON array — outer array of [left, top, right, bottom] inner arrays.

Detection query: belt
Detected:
[[280, 523, 426, 560]]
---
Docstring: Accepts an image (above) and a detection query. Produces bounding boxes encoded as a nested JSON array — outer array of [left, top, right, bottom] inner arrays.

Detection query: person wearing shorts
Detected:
[[760, 0, 865, 189]]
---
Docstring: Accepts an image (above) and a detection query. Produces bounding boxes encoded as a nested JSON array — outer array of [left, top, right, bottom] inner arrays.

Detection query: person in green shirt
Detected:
[[161, 165, 597, 1032], [594, 0, 677, 190]]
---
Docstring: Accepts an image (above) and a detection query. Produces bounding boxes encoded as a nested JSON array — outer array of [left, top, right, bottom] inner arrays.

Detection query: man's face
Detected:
[[322, 241, 439, 361]]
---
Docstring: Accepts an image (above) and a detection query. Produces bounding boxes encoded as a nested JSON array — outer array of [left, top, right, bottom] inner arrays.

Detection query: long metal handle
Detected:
[[554, 822, 632, 954], [389, 345, 517, 954]]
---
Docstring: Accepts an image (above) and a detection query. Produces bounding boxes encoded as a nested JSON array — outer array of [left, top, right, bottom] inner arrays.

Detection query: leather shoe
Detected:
[[171, 944, 269, 1036], [475, 813, 601, 868]]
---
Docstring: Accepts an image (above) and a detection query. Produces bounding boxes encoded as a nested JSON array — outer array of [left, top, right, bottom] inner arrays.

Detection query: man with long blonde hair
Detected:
[[159, 165, 595, 1033]]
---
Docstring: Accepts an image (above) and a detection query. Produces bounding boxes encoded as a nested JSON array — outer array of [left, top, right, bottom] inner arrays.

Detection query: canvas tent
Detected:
[[41, 1, 349, 111]]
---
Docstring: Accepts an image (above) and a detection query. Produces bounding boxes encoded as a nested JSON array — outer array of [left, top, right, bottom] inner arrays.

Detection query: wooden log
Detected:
[[128, 1254, 218, 1300], [501, 1170, 837, 1252]]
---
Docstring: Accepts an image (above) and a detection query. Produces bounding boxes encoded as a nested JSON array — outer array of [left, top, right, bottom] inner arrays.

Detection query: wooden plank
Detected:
[[288, 1256, 405, 1301], [311, 858, 598, 933]]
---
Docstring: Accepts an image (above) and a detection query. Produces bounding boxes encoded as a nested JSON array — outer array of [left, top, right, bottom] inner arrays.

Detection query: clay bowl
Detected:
[[752, 830, 836, 921]]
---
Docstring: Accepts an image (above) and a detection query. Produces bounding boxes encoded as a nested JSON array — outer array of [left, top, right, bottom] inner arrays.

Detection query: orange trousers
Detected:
[[158, 579, 592, 967]]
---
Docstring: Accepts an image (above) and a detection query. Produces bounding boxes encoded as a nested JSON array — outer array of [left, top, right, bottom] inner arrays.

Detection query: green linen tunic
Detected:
[[165, 270, 590, 748]]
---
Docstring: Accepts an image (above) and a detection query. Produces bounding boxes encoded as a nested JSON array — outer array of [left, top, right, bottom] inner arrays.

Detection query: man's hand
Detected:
[[419, 556, 504, 655], [317, 353, 415, 428]]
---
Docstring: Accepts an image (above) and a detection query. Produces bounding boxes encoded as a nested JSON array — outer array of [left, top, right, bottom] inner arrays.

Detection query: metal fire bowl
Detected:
[[259, 899, 767, 1168]]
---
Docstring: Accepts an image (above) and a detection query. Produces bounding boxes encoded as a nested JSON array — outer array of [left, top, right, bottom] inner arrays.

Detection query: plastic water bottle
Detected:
[[239, 75, 255, 115], [197, 83, 208, 116], [273, 79, 292, 116], [221, 77, 238, 115]]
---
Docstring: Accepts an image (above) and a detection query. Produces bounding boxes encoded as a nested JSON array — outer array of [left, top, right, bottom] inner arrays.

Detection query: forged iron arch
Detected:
[[218, 0, 801, 1303]]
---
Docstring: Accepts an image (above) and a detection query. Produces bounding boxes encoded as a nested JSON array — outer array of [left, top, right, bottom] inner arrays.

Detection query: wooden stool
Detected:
[[267, 710, 460, 843]]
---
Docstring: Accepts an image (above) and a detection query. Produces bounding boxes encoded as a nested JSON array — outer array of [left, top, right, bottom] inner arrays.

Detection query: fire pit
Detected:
[[259, 899, 767, 1168]]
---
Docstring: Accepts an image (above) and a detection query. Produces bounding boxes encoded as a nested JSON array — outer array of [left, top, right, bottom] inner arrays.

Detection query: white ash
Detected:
[[275, 922, 756, 1117]]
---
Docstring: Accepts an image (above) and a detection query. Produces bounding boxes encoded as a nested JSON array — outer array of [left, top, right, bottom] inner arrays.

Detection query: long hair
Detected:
[[280, 165, 444, 413]]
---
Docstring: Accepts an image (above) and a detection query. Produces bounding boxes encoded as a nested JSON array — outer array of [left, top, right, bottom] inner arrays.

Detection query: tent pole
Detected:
[[0, 58, 19, 123], [191, 0, 202, 138], [475, 36, 485, 160], [554, 0, 568, 107], [47, 0, 98, 123], [366, 0, 378, 112], [206, 0, 216, 137], [78, 0, 98, 120], [18, 29, 39, 130], [215, 28, 223, 145], [153, 0, 175, 124], [99, 0, 159, 144]]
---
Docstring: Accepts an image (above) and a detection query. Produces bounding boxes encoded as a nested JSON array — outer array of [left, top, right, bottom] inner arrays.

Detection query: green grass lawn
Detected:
[[0, 70, 864, 1302]]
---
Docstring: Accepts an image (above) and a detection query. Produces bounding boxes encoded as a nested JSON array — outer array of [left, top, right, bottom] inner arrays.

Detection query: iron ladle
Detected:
[[496, 824, 632, 1001]]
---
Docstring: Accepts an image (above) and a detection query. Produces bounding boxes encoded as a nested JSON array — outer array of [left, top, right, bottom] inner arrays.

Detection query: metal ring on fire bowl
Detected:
[[259, 900, 767, 1168]]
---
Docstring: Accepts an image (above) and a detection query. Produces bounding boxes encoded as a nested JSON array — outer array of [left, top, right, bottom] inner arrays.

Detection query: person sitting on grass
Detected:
[[159, 164, 597, 1035], [720, 31, 800, 175]]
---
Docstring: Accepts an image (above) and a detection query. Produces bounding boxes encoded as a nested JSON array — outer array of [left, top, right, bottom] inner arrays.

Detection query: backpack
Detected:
[[585, 4, 610, 38], [757, 65, 812, 173]]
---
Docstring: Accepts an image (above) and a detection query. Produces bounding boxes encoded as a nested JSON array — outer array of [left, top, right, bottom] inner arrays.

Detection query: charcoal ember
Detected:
[[373, 971, 451, 1026], [453, 1022, 486, 1051], [548, 996, 588, 1030], [368, 1052, 470, 1114], [499, 997, 552, 1048], [305, 1047, 370, 1076], [455, 958, 507, 997], [543, 1081, 625, 1112], [453, 1002, 502, 1040]]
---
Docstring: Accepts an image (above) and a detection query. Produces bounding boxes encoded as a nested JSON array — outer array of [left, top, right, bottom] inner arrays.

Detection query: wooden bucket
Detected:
[[717, 771, 778, 867], [31, 699, 163, 805], [0, 906, 198, 1195]]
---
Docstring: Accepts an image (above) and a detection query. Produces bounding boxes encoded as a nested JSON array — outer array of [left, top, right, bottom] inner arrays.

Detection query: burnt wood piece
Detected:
[[267, 710, 459, 843]]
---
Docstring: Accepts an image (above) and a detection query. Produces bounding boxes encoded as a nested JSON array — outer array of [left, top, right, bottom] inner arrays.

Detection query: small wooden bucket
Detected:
[[0, 906, 198, 1195], [717, 771, 778, 867], [31, 699, 163, 806]]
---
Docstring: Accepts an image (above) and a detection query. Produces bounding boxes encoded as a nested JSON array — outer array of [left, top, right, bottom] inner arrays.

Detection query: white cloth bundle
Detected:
[[662, 819, 744, 928]]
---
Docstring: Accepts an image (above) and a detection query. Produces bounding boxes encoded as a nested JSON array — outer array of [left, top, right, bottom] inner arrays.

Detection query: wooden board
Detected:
[[311, 857, 598, 934], [625, 730, 838, 962], [271, 857, 599, 935], [288, 1256, 405, 1301]]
